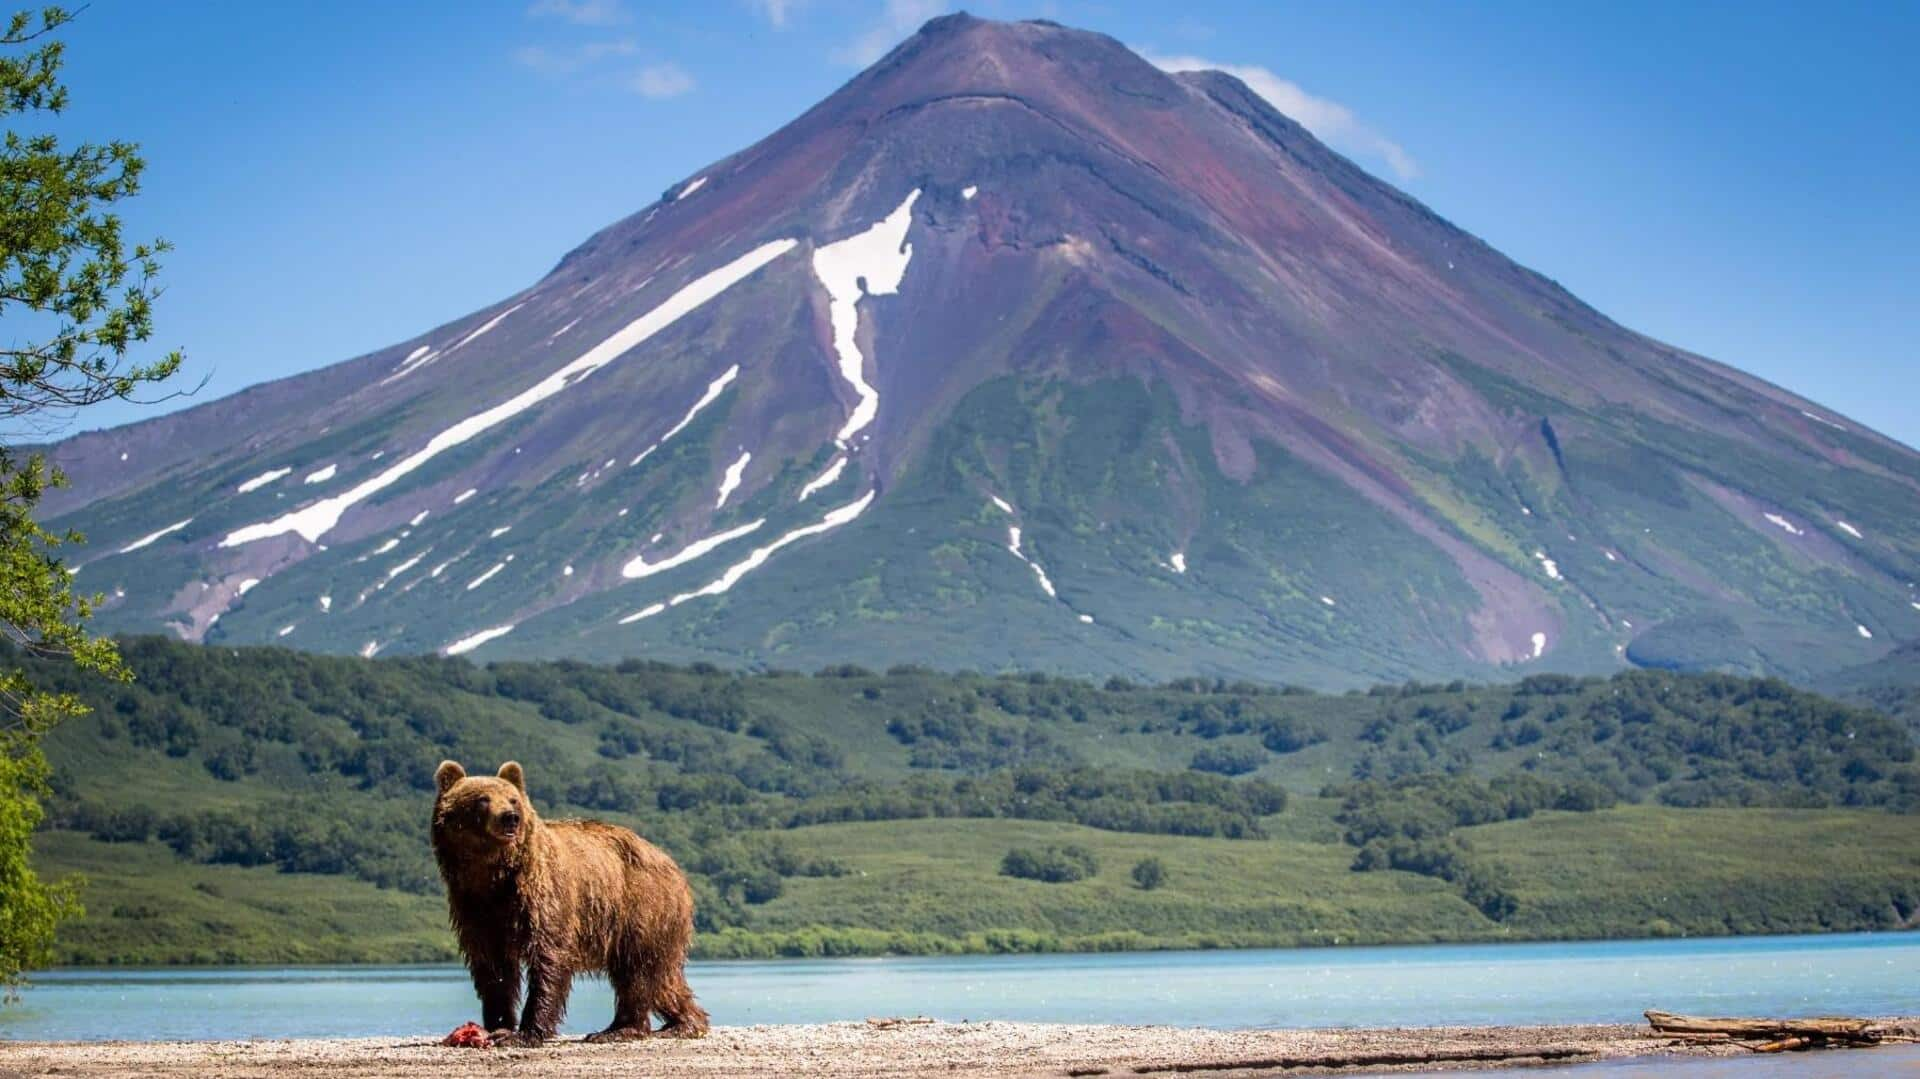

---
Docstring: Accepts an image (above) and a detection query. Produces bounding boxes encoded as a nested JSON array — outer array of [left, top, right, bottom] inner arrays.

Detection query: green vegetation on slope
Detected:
[[16, 637, 1919, 964], [31, 830, 450, 966], [1473, 807, 1920, 939], [35, 807, 1920, 965]]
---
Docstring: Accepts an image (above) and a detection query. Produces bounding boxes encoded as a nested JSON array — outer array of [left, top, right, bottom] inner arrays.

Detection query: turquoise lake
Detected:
[[2, 932, 1913, 1043]]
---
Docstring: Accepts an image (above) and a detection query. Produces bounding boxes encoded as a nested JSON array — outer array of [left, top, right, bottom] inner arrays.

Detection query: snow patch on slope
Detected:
[[799, 457, 847, 501], [449, 303, 524, 352], [619, 491, 875, 624], [812, 190, 920, 447], [467, 560, 509, 590], [304, 464, 338, 485], [119, 518, 193, 553], [236, 467, 291, 494], [716, 450, 752, 508], [631, 365, 741, 467], [385, 304, 526, 385], [446, 624, 515, 656], [1836, 520, 1863, 539], [220, 239, 797, 549], [1758, 514, 1804, 537], [622, 519, 765, 579], [383, 345, 440, 384], [386, 552, 426, 580], [1764, 513, 1804, 537], [1006, 526, 1058, 598], [1530, 632, 1548, 659], [620, 602, 667, 625]]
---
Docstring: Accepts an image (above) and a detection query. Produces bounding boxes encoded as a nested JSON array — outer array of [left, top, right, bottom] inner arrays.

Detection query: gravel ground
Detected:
[[7, 1019, 1915, 1078]]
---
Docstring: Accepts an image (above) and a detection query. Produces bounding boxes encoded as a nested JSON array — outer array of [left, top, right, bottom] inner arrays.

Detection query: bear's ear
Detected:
[[497, 761, 526, 793], [434, 760, 466, 796]]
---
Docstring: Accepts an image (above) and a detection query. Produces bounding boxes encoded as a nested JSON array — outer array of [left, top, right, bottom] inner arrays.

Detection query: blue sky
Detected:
[[46, 0, 1919, 447]]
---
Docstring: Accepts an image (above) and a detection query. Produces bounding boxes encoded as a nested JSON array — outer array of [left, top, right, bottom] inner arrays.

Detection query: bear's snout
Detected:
[[495, 808, 523, 838]]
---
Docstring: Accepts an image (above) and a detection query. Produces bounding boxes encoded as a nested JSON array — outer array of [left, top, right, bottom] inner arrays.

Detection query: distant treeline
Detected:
[[18, 637, 1918, 934], [1326, 772, 1618, 919], [1341, 671, 1917, 811]]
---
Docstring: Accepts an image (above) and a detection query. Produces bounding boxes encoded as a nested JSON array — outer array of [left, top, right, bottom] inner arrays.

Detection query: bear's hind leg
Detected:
[[652, 968, 710, 1039], [584, 1009, 653, 1043], [584, 953, 655, 1043]]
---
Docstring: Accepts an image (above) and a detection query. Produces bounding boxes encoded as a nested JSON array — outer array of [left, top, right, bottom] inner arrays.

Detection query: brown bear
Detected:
[[431, 760, 709, 1046]]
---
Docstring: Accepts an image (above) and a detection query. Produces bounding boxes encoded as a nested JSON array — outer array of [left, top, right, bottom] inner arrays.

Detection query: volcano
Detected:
[[43, 15, 1920, 687]]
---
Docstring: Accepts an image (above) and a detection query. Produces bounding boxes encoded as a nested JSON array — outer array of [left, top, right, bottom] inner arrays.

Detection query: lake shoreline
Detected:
[[4, 1019, 1917, 1078], [11, 935, 1916, 1043], [40, 925, 1920, 971]]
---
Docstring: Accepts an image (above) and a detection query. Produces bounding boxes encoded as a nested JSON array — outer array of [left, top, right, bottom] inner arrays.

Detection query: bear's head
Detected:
[[432, 760, 537, 862]]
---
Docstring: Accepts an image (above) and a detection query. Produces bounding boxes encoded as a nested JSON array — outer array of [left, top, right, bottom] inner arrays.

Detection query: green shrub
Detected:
[[1189, 745, 1263, 776], [1000, 844, 1099, 883], [1131, 856, 1168, 890]]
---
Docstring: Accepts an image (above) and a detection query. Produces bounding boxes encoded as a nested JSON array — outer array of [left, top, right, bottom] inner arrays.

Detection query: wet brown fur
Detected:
[[431, 760, 708, 1046]]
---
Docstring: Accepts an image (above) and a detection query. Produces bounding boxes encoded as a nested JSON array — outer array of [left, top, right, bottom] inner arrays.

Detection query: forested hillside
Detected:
[[22, 638, 1920, 963]]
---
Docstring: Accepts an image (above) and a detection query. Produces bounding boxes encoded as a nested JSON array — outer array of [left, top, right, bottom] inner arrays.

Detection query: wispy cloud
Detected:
[[749, 0, 798, 28], [833, 0, 946, 67], [514, 28, 688, 100], [513, 38, 639, 77], [1145, 52, 1418, 181], [631, 62, 696, 99], [527, 0, 629, 26], [1172, 18, 1214, 42]]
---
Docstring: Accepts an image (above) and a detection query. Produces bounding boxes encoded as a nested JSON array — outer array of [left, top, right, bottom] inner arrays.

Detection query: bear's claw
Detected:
[[584, 1026, 652, 1043], [490, 1030, 546, 1049]]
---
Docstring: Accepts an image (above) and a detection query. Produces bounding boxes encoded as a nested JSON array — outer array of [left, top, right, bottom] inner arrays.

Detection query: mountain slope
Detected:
[[42, 15, 1920, 687]]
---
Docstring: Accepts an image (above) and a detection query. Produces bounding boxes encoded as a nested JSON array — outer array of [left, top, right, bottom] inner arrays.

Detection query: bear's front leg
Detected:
[[500, 955, 573, 1047], [460, 933, 521, 1034]]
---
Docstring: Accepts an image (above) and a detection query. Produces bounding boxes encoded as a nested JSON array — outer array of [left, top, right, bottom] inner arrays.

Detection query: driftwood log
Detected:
[[1645, 1010, 1889, 1052], [865, 1016, 936, 1030]]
